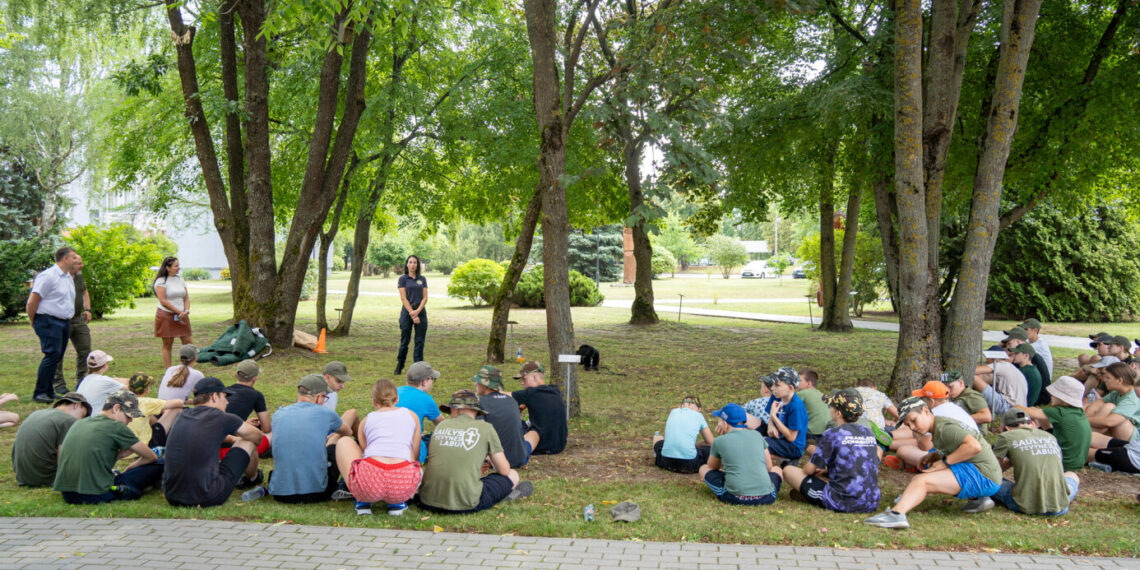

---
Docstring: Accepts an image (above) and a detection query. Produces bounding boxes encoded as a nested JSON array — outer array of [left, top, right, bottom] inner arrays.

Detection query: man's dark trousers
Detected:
[[33, 315, 70, 400]]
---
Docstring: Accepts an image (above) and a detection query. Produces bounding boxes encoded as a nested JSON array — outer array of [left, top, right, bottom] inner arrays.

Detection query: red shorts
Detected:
[[347, 458, 422, 505], [220, 435, 270, 459]]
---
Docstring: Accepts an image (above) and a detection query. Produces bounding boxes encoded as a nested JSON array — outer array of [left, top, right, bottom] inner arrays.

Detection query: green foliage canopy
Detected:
[[66, 223, 164, 318], [707, 235, 748, 279], [796, 229, 885, 316], [448, 258, 506, 307]]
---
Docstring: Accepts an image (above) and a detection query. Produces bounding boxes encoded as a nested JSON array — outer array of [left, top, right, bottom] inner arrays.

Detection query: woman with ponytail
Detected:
[[158, 344, 204, 402]]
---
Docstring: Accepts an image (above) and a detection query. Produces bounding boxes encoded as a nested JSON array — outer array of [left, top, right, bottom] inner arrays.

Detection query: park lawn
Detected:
[[0, 282, 1138, 555]]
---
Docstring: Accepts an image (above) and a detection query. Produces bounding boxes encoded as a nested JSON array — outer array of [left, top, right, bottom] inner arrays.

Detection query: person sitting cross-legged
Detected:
[[1086, 362, 1140, 462], [699, 403, 783, 506], [474, 366, 538, 469], [756, 367, 808, 464], [417, 390, 532, 514], [336, 379, 423, 516], [125, 372, 182, 455], [973, 345, 1029, 418], [782, 388, 881, 513], [887, 380, 978, 471], [944, 371, 992, 430], [268, 374, 353, 504], [652, 394, 714, 474], [990, 409, 1079, 516], [864, 397, 1003, 529], [512, 361, 568, 455], [53, 390, 162, 504], [223, 359, 271, 458]]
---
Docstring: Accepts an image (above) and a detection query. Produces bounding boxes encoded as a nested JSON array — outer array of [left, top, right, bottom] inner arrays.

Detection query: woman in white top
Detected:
[[153, 256, 193, 368], [158, 344, 204, 402], [335, 378, 422, 516]]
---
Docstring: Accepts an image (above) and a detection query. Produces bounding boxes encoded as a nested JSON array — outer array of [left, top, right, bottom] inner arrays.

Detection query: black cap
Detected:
[[193, 377, 235, 396]]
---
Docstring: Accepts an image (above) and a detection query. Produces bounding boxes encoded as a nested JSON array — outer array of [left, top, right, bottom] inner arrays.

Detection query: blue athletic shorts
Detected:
[[993, 475, 1078, 515], [949, 461, 1002, 499], [763, 437, 804, 461], [703, 469, 781, 505]]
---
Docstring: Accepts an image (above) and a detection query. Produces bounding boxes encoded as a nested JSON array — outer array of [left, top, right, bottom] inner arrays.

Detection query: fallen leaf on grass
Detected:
[[601, 500, 619, 505], [982, 548, 1001, 554], [432, 525, 443, 532], [420, 516, 431, 521]]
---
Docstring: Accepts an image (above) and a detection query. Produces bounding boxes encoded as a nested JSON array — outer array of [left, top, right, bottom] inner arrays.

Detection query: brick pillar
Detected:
[[622, 227, 635, 284]]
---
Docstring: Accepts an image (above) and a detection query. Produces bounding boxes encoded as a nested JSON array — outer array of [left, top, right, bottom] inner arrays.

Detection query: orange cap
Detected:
[[912, 380, 949, 399]]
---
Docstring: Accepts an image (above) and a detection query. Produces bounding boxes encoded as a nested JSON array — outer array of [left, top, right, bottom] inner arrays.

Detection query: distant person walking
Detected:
[[154, 257, 193, 368], [55, 257, 92, 395], [26, 247, 82, 403], [394, 255, 428, 376]]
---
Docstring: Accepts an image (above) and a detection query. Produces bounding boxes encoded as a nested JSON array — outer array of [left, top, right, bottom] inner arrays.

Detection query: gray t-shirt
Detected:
[[479, 392, 527, 468], [989, 362, 1028, 407]]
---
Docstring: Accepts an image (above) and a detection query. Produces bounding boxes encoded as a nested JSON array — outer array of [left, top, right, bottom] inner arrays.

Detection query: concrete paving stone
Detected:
[[178, 563, 222, 570]]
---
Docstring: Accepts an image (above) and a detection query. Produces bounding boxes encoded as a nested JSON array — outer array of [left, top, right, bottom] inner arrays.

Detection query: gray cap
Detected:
[[299, 373, 329, 395], [407, 361, 441, 382], [611, 501, 640, 522], [236, 359, 260, 381], [323, 361, 351, 382]]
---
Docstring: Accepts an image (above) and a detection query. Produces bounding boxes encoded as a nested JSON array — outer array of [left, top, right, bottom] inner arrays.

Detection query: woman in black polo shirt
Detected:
[[394, 255, 428, 375]]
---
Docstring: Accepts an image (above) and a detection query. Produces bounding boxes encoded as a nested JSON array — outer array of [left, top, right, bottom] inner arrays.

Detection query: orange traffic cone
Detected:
[[314, 328, 328, 354]]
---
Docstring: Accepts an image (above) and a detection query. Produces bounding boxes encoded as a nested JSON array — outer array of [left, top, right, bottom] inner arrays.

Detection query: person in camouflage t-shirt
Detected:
[[782, 388, 881, 513]]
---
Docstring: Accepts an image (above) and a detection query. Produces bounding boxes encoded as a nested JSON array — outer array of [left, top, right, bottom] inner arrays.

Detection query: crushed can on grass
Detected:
[[584, 504, 595, 522]]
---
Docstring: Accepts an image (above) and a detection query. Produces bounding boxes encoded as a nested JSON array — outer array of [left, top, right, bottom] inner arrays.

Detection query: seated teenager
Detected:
[[162, 378, 263, 507], [888, 380, 977, 470], [11, 393, 91, 487], [224, 359, 272, 458], [1086, 363, 1140, 462], [742, 379, 772, 427], [125, 372, 182, 455], [75, 350, 128, 413], [796, 369, 829, 450], [53, 391, 162, 504], [1075, 334, 1122, 398], [973, 346, 1028, 417], [1017, 376, 1091, 472], [864, 397, 1003, 529], [1002, 328, 1048, 406], [652, 395, 714, 474], [782, 388, 881, 513], [991, 409, 1079, 516], [756, 367, 808, 463], [417, 390, 531, 514], [698, 403, 782, 506], [945, 371, 993, 429], [854, 378, 897, 429], [474, 366, 538, 469], [512, 361, 568, 455], [268, 374, 353, 504], [336, 379, 423, 516]]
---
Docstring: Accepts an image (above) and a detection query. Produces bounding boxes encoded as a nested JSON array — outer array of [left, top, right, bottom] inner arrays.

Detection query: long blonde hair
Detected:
[[168, 353, 195, 388]]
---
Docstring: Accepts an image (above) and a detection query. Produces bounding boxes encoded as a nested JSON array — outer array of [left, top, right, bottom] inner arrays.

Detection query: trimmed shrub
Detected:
[[182, 267, 210, 281], [220, 267, 231, 280], [513, 265, 603, 308], [300, 258, 318, 301], [332, 257, 346, 271], [651, 248, 676, 278], [0, 237, 55, 321], [708, 234, 748, 278], [448, 258, 506, 307], [66, 224, 164, 318]]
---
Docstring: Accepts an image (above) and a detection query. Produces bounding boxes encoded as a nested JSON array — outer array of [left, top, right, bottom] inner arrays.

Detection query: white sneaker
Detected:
[[355, 501, 372, 515]]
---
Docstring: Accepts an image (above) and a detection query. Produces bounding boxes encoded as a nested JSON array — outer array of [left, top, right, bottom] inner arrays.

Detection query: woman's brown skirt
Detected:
[[154, 308, 192, 338]]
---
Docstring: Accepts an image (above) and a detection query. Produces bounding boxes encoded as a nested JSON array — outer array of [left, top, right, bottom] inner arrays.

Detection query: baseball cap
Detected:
[[129, 372, 154, 394], [193, 377, 235, 397], [1019, 318, 1041, 330], [514, 361, 545, 378], [982, 345, 1008, 360], [54, 392, 92, 416], [761, 366, 799, 388], [105, 390, 144, 418], [912, 381, 949, 400], [1046, 376, 1085, 408], [439, 389, 487, 415], [940, 371, 964, 385], [236, 359, 260, 381], [1002, 327, 1028, 343], [1088, 331, 1110, 340], [610, 501, 641, 522], [1090, 333, 1113, 348], [823, 388, 864, 418], [86, 350, 113, 369], [472, 365, 505, 391], [1002, 408, 1031, 428], [323, 361, 352, 382], [299, 373, 329, 395], [407, 361, 441, 382], [711, 403, 748, 428], [897, 396, 927, 421], [1112, 335, 1132, 351], [179, 344, 198, 361], [1008, 343, 1036, 357]]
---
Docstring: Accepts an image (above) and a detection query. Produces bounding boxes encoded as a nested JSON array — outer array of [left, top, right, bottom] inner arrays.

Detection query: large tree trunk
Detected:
[[624, 137, 658, 325], [817, 144, 846, 331], [870, 116, 900, 311], [833, 187, 862, 321], [317, 156, 355, 331], [334, 158, 393, 336], [942, 0, 1044, 378], [888, 0, 937, 398], [487, 187, 543, 363]]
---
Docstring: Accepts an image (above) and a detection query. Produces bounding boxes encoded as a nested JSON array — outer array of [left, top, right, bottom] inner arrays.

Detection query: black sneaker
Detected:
[[394, 365, 403, 375], [237, 469, 264, 490], [33, 394, 55, 404]]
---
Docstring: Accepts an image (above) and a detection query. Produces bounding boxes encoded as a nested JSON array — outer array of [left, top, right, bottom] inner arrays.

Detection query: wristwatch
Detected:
[[942, 458, 951, 468]]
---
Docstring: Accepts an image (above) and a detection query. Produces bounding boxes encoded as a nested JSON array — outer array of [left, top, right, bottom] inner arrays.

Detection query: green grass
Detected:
[[1, 272, 1138, 555]]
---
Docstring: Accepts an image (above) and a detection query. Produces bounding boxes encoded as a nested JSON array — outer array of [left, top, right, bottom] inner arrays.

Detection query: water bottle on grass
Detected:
[[242, 486, 268, 501], [584, 504, 595, 522]]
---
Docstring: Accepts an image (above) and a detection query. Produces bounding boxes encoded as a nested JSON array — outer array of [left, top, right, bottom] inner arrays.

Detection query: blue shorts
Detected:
[[993, 476, 1079, 515], [703, 469, 781, 505], [519, 440, 532, 467], [980, 385, 1011, 417], [763, 437, 804, 461], [949, 461, 1002, 499]]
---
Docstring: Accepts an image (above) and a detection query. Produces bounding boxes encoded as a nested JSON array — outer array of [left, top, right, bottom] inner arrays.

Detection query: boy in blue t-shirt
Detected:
[[759, 367, 809, 462], [396, 361, 444, 462], [652, 395, 714, 473]]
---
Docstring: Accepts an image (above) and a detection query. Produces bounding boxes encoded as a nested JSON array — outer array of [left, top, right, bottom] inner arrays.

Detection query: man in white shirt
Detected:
[[26, 247, 83, 403]]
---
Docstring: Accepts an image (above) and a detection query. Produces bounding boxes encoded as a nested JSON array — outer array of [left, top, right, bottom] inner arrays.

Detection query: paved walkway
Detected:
[[0, 517, 1133, 569], [600, 300, 1094, 350]]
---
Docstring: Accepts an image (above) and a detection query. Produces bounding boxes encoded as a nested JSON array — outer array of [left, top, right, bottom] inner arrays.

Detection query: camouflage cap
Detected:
[[129, 372, 154, 394], [439, 389, 487, 416], [940, 370, 964, 385], [106, 390, 144, 418], [472, 365, 505, 391], [514, 361, 545, 379], [761, 366, 800, 388], [896, 396, 927, 422], [822, 388, 864, 418]]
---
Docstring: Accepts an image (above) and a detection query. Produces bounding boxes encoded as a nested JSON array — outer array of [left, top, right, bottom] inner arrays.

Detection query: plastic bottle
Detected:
[[241, 486, 268, 501], [584, 504, 595, 522], [151, 446, 165, 458], [516, 347, 524, 362], [654, 431, 661, 438]]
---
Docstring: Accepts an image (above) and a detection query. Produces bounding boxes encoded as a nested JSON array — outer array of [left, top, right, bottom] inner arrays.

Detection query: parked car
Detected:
[[741, 261, 771, 279], [792, 267, 807, 279]]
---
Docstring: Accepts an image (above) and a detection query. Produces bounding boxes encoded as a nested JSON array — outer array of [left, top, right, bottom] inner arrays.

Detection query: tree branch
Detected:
[[825, 0, 868, 45]]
